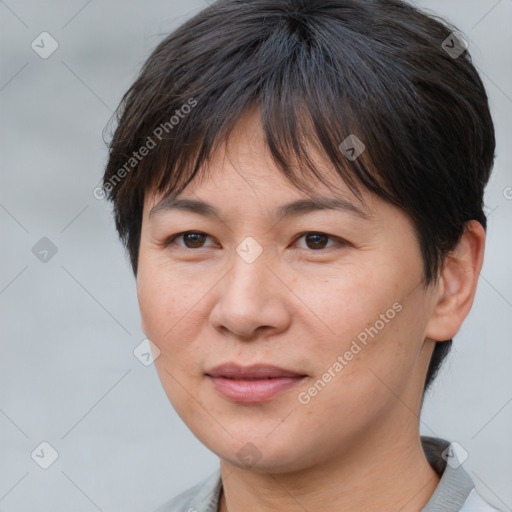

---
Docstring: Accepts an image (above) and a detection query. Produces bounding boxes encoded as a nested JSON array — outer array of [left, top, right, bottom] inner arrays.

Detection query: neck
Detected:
[[218, 423, 440, 512]]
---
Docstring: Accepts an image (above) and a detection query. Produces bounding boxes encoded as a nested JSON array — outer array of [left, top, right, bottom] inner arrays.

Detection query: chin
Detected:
[[211, 435, 318, 474]]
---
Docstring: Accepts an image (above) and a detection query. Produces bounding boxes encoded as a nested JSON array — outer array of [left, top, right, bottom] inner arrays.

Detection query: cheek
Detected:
[[137, 255, 199, 344], [136, 255, 217, 385], [137, 271, 174, 343], [137, 269, 184, 373], [137, 261, 206, 417], [293, 263, 393, 352], [292, 262, 415, 395]]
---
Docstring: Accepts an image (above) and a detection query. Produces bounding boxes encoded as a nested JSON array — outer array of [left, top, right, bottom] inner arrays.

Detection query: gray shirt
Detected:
[[154, 436, 502, 512]]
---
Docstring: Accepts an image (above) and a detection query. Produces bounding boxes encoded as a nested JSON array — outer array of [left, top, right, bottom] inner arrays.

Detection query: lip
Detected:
[[206, 363, 306, 379], [205, 363, 307, 403]]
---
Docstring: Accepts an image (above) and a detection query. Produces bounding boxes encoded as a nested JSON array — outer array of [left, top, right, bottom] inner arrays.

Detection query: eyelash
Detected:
[[163, 231, 349, 252]]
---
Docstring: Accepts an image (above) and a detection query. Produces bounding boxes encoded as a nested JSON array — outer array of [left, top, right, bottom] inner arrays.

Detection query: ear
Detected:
[[425, 220, 486, 341]]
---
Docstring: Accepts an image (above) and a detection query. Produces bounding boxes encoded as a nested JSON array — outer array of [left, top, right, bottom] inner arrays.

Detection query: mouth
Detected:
[[206, 362, 307, 379], [216, 376, 288, 380], [205, 363, 308, 403]]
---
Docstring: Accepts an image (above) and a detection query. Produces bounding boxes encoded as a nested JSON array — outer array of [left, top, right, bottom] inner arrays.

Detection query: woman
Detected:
[[102, 0, 500, 510]]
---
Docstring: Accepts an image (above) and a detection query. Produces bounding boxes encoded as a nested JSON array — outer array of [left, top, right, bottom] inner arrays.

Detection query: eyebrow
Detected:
[[148, 195, 371, 221]]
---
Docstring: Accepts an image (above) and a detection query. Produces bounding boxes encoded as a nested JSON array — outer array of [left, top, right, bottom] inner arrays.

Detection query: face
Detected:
[[137, 108, 440, 473]]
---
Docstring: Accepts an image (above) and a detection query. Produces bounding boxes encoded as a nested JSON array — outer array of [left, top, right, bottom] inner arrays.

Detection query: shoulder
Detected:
[[153, 468, 222, 512], [459, 489, 504, 512]]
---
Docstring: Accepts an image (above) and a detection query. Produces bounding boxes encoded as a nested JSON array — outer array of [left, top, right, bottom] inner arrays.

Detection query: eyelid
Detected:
[[164, 231, 350, 251]]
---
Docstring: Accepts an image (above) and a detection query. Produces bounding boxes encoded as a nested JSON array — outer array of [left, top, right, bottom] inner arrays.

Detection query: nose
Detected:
[[209, 249, 292, 340]]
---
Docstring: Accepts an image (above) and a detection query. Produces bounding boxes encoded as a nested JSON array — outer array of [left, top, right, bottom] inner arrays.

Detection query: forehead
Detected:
[[145, 107, 374, 219], [145, 159, 375, 225]]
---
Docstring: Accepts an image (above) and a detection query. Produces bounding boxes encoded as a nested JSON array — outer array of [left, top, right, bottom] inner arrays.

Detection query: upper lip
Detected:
[[206, 363, 307, 379]]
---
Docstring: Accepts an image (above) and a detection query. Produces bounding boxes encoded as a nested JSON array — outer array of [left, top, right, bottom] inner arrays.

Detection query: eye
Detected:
[[293, 232, 348, 251], [163, 231, 348, 251], [164, 231, 216, 249]]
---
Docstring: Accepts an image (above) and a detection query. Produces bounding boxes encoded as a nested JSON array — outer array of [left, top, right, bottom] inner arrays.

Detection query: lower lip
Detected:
[[207, 376, 306, 403]]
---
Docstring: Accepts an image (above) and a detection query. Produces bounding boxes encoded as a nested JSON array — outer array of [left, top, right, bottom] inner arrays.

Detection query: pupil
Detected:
[[185, 233, 204, 248], [307, 233, 327, 249]]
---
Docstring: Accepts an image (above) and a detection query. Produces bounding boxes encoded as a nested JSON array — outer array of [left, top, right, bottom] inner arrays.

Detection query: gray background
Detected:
[[0, 1, 511, 511]]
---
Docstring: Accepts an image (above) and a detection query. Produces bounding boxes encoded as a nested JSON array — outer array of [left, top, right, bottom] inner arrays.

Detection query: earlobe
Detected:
[[425, 220, 486, 341]]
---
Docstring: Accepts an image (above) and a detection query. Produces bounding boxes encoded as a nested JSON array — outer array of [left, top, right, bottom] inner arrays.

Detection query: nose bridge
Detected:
[[228, 236, 273, 304], [210, 236, 291, 337]]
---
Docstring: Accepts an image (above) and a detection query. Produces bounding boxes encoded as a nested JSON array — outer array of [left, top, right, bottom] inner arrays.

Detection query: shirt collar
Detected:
[[420, 436, 475, 512], [185, 436, 475, 512]]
